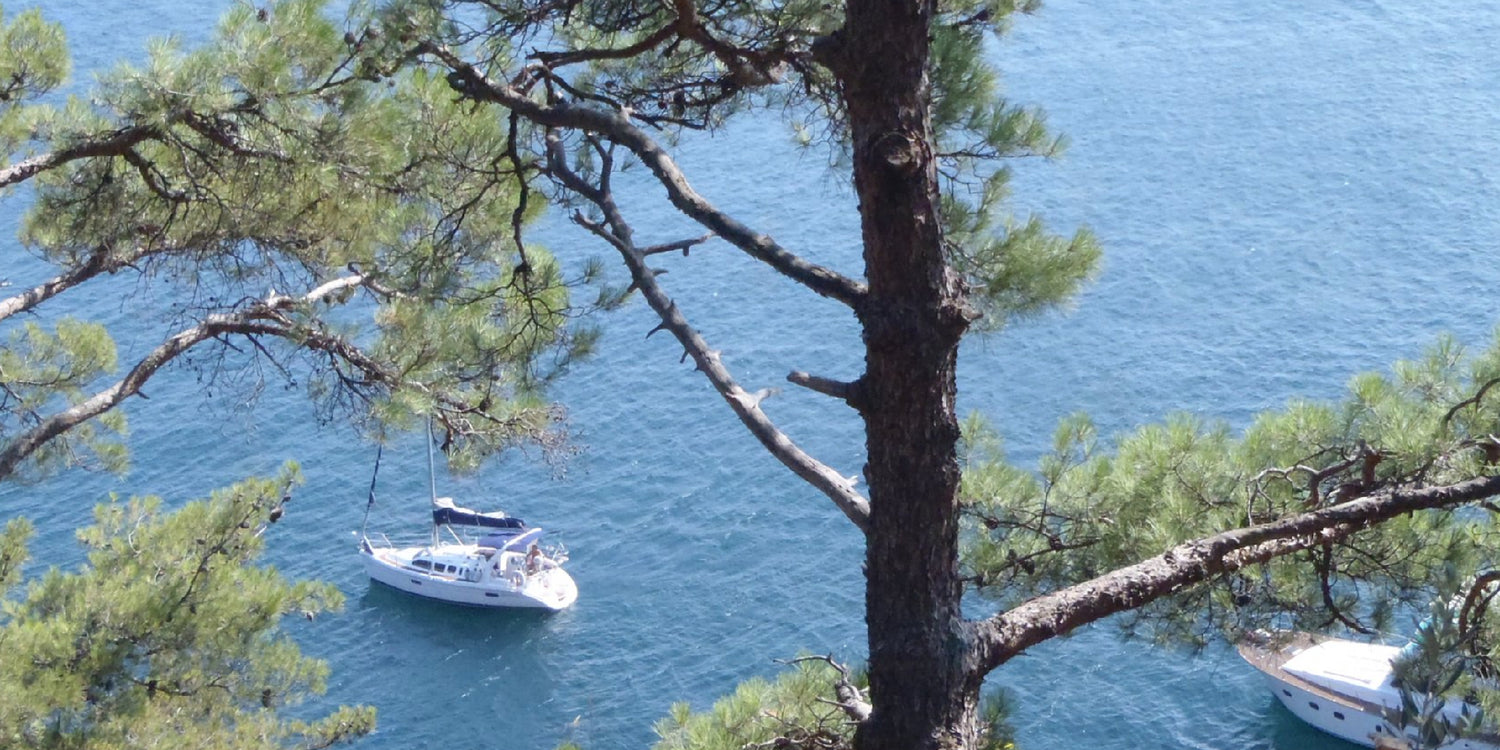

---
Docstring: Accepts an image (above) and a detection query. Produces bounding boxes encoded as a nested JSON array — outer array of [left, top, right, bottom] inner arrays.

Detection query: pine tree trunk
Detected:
[[836, 0, 982, 748]]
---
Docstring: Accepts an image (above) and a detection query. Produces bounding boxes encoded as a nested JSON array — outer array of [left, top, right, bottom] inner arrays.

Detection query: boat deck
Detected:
[[1237, 631, 1389, 715], [1238, 631, 1500, 749]]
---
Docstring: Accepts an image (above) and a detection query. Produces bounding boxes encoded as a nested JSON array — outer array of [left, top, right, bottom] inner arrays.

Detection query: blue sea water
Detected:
[[6, 0, 1500, 748]]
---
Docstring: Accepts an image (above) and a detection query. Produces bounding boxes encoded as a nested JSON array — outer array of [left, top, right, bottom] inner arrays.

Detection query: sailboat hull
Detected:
[[361, 544, 578, 611]]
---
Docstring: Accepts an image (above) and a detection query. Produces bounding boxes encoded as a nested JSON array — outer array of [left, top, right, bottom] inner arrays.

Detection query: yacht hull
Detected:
[[1239, 632, 1499, 750]]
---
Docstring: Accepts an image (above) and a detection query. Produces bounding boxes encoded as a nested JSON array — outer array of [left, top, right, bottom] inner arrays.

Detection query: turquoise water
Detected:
[[8, 0, 1500, 748]]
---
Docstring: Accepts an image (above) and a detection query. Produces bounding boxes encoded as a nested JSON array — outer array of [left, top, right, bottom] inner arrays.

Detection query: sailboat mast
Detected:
[[427, 416, 439, 546], [426, 417, 438, 505], [360, 444, 383, 539]]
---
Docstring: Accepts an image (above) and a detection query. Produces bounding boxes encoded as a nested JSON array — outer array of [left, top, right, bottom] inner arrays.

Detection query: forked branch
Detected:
[[780, 653, 872, 723], [420, 42, 867, 309], [543, 131, 871, 532]]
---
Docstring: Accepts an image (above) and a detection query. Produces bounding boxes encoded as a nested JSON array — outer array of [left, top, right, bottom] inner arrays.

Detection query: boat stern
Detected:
[[529, 568, 578, 611]]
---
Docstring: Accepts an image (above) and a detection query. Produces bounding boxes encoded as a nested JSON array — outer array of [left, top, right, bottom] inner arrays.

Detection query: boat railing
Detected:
[[362, 532, 395, 550], [364, 532, 434, 550]]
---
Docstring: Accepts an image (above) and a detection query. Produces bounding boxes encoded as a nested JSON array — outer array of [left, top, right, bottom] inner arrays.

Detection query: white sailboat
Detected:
[[1238, 631, 1497, 750], [356, 428, 578, 611]]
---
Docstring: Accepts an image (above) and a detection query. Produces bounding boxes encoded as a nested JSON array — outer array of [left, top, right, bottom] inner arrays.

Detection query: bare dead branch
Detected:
[[778, 654, 872, 723], [571, 211, 627, 251], [421, 42, 866, 308], [544, 129, 872, 532], [788, 370, 853, 402], [641, 232, 715, 256]]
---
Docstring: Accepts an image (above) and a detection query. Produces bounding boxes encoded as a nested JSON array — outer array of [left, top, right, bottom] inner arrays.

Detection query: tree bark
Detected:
[[0, 124, 159, 189], [833, 0, 982, 747], [971, 473, 1500, 672]]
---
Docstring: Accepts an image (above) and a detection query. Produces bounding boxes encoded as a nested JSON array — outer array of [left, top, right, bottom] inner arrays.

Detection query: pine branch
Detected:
[[780, 654, 872, 723], [530, 23, 678, 68], [0, 124, 161, 189], [543, 130, 871, 533], [787, 370, 854, 402], [421, 41, 867, 308], [971, 473, 1500, 674], [0, 245, 122, 322], [0, 274, 372, 481]]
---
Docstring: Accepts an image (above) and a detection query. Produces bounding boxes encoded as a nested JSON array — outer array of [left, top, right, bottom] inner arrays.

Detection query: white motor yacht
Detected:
[[1238, 631, 1496, 749]]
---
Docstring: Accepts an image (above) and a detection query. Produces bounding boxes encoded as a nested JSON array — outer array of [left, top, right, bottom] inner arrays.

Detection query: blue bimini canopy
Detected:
[[431, 497, 526, 530], [498, 527, 545, 553], [478, 526, 543, 551]]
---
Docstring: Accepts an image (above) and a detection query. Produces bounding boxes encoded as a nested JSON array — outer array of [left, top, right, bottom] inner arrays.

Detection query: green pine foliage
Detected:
[[0, 465, 375, 748], [0, 4, 68, 156], [1, 0, 618, 482], [648, 658, 1019, 750], [0, 319, 126, 480], [960, 331, 1500, 644], [927, 4, 1101, 332], [0, 516, 30, 593], [0, 7, 128, 481], [651, 659, 859, 750]]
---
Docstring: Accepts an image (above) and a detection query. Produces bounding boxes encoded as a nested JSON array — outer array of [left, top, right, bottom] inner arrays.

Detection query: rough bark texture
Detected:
[[834, 0, 982, 747], [0, 124, 159, 189], [972, 473, 1500, 672]]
